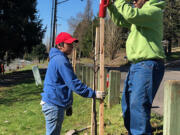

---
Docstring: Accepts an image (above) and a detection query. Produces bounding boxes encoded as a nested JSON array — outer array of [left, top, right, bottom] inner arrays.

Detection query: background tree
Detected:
[[0, 0, 46, 63], [68, 0, 98, 58], [68, 0, 180, 61], [163, 0, 180, 55], [68, 0, 129, 60], [32, 43, 48, 63], [68, 12, 84, 34], [105, 18, 128, 60]]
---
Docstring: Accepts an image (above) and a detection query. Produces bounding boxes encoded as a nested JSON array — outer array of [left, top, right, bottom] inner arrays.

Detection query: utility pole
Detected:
[[50, 0, 69, 48], [51, 0, 57, 48], [49, 0, 55, 50]]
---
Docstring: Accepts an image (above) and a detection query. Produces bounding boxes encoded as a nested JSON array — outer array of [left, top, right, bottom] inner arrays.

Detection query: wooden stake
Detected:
[[91, 27, 100, 135], [72, 48, 76, 73], [99, 18, 105, 135]]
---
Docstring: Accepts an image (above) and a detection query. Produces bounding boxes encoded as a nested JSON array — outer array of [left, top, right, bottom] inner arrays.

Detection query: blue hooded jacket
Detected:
[[41, 48, 96, 108]]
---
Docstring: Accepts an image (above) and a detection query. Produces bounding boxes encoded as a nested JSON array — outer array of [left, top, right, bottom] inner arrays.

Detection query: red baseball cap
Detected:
[[55, 32, 78, 45]]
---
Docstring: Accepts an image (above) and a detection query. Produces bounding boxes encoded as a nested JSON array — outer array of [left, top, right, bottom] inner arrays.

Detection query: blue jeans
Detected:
[[122, 60, 164, 135], [42, 103, 65, 135]]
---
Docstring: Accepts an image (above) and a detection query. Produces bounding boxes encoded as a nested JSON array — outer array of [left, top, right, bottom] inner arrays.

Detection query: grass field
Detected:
[[0, 65, 163, 135]]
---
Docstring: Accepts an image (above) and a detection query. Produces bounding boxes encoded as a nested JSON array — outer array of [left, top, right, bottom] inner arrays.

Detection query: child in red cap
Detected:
[[41, 32, 106, 135]]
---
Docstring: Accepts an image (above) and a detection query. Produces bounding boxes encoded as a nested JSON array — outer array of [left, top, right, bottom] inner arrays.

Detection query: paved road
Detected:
[[120, 68, 180, 116], [152, 68, 180, 115]]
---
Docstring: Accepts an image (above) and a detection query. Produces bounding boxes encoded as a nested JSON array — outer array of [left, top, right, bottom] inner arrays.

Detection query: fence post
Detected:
[[82, 66, 86, 84], [76, 64, 80, 79], [108, 70, 121, 108], [89, 67, 94, 88], [86, 67, 90, 87], [32, 65, 42, 86], [163, 80, 180, 135]]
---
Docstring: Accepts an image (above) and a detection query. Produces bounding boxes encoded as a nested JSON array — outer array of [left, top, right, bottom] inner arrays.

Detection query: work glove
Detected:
[[95, 91, 107, 100], [99, 0, 110, 18], [66, 106, 72, 116]]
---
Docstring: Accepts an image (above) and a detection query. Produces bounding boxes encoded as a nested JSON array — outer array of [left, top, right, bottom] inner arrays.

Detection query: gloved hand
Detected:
[[66, 106, 72, 116], [95, 91, 107, 100], [99, 0, 110, 18]]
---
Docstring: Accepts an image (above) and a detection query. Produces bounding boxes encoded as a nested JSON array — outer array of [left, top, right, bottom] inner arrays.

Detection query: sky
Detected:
[[36, 0, 100, 44]]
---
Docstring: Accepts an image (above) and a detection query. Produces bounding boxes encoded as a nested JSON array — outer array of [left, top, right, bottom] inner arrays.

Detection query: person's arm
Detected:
[[111, 0, 162, 27], [58, 61, 96, 98], [108, 3, 131, 28], [54, 54, 98, 98], [58, 62, 107, 99]]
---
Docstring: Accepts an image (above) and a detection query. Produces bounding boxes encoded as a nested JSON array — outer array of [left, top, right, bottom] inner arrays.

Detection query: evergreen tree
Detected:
[[32, 43, 48, 63], [72, 0, 96, 58], [0, 0, 46, 62], [163, 0, 180, 54]]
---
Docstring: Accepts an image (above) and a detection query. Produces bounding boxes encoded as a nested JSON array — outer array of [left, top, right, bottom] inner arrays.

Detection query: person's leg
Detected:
[[42, 103, 65, 135], [128, 60, 164, 135], [122, 71, 131, 132]]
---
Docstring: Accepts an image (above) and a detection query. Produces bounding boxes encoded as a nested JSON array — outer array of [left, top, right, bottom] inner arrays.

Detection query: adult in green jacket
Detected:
[[108, 0, 165, 134]]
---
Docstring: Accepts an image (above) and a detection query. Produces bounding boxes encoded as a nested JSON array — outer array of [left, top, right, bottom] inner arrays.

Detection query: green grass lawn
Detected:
[[0, 66, 163, 135]]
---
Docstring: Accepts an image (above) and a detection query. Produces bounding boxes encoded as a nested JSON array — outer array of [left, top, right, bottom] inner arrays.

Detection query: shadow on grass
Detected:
[[0, 68, 46, 106], [0, 96, 41, 106], [0, 68, 46, 87]]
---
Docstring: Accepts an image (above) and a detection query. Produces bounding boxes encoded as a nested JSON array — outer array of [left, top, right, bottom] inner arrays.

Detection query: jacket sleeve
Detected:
[[108, 3, 131, 28], [109, 0, 161, 28], [57, 61, 96, 98]]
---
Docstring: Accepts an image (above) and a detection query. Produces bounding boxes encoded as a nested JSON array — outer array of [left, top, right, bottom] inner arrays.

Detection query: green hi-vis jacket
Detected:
[[108, 0, 166, 63]]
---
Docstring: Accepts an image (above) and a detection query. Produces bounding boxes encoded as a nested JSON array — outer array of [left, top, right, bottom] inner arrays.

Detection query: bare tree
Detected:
[[83, 0, 93, 21], [105, 19, 128, 60], [68, 0, 94, 58], [67, 13, 84, 33], [67, 0, 93, 33]]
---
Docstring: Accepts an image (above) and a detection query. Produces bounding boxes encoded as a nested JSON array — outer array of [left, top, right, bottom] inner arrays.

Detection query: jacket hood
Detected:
[[49, 48, 64, 59], [149, 0, 166, 9]]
